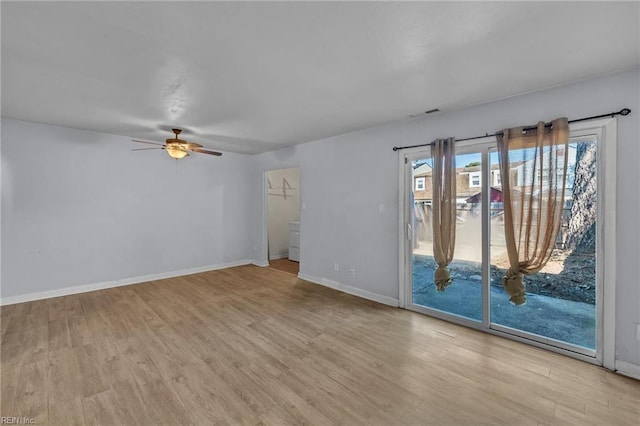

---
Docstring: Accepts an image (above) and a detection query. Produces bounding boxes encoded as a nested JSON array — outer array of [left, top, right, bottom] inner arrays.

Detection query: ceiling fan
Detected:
[[132, 129, 222, 159]]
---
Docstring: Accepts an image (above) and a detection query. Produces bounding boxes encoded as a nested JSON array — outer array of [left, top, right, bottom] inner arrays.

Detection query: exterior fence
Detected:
[[413, 201, 573, 251]]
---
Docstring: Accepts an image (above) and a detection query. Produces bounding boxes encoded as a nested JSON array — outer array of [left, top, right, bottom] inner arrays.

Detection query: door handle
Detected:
[[407, 223, 412, 241]]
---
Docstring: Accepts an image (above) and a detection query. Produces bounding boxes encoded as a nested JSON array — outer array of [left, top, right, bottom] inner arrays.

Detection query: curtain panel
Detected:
[[496, 118, 570, 305], [431, 138, 457, 291]]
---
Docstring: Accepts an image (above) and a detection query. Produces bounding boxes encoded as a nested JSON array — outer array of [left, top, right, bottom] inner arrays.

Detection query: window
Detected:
[[469, 172, 481, 187], [415, 177, 425, 191]]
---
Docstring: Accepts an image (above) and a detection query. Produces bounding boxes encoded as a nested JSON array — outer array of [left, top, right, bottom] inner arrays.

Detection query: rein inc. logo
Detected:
[[1, 418, 35, 424]]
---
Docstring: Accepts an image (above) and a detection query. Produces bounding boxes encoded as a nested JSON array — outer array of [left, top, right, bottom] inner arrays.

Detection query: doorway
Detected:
[[399, 119, 617, 367], [266, 167, 301, 275]]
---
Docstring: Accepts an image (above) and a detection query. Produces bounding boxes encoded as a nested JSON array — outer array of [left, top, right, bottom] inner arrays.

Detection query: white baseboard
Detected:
[[615, 360, 640, 380], [252, 260, 270, 267], [0, 259, 253, 306], [269, 253, 289, 260], [297, 273, 399, 308]]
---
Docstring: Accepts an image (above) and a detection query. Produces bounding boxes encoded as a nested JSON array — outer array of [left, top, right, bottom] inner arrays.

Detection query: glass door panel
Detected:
[[489, 139, 597, 351], [411, 151, 483, 322]]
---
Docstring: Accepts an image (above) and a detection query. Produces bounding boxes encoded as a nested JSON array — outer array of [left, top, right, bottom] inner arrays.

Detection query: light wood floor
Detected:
[[268, 258, 299, 275], [1, 265, 638, 425]]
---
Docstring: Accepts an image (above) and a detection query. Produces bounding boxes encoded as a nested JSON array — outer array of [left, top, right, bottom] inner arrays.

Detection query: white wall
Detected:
[[267, 167, 300, 259], [251, 69, 640, 367], [1, 119, 253, 301]]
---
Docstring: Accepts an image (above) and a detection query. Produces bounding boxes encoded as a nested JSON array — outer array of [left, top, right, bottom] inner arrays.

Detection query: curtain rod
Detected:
[[392, 108, 631, 152]]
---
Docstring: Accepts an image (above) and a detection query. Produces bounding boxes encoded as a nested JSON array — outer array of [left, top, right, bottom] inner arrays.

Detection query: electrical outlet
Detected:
[[636, 323, 640, 340], [334, 263, 340, 272], [349, 268, 356, 276]]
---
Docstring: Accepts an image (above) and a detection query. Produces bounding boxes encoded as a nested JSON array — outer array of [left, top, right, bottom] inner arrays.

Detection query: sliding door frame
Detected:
[[399, 139, 494, 331], [398, 118, 616, 369]]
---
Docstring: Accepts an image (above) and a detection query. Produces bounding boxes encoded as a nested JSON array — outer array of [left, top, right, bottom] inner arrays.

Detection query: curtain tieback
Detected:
[[434, 266, 452, 292], [503, 269, 526, 305]]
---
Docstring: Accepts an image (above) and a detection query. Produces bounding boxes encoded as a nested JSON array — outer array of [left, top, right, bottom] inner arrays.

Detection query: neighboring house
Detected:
[[413, 163, 502, 204], [511, 145, 578, 199], [465, 187, 503, 204], [414, 144, 578, 204], [412, 162, 433, 201]]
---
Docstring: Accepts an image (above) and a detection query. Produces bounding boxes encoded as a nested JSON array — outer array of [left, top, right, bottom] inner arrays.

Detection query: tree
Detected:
[[564, 142, 597, 254]]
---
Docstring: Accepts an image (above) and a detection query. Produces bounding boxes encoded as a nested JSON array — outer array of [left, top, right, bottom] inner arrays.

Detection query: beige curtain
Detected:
[[496, 118, 569, 305], [431, 138, 456, 291]]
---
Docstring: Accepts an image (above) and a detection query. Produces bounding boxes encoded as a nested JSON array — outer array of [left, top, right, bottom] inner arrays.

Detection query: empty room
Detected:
[[2, 1, 639, 425]]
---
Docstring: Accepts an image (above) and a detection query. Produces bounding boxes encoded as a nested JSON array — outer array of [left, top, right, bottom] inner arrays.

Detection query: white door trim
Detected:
[[568, 117, 617, 369]]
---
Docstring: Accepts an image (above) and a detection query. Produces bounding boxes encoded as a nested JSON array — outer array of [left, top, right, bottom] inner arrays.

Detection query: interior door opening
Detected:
[[265, 167, 301, 274]]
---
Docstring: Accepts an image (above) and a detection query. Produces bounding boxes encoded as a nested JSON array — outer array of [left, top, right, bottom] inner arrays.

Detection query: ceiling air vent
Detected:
[[410, 108, 440, 118]]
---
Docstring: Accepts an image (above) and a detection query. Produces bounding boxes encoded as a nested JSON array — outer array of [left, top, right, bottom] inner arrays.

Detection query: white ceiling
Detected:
[[2, 2, 638, 154]]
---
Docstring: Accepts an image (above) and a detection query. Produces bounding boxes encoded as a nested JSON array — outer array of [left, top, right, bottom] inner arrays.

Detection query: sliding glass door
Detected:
[[401, 125, 610, 361], [489, 137, 598, 351], [409, 148, 484, 322]]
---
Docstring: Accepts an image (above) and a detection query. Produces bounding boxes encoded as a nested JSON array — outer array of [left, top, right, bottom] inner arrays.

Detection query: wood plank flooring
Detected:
[[268, 259, 299, 275], [1, 265, 638, 425]]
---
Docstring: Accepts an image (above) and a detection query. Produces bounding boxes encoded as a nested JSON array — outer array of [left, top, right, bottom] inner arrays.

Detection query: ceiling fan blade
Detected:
[[191, 147, 223, 156], [132, 139, 164, 146], [185, 142, 203, 149], [132, 147, 164, 151]]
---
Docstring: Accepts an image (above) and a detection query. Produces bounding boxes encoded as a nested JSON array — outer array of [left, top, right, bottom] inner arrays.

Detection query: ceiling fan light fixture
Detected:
[[132, 128, 222, 159], [166, 146, 188, 159]]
